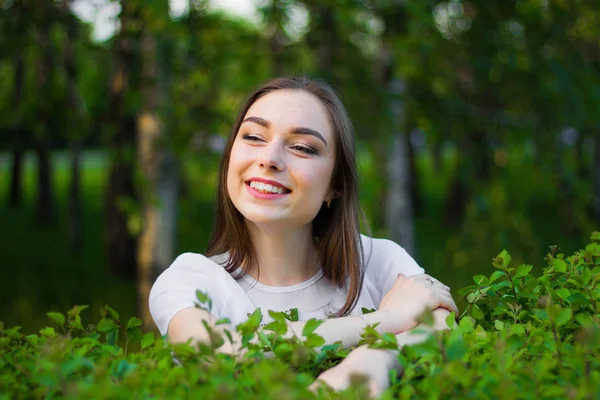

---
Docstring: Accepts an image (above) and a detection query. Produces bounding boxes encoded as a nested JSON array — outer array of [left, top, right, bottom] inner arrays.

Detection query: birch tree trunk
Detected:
[[385, 77, 414, 255], [137, 8, 179, 328]]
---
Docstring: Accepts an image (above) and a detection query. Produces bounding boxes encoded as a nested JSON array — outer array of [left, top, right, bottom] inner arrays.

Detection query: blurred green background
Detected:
[[1, 0, 598, 332]]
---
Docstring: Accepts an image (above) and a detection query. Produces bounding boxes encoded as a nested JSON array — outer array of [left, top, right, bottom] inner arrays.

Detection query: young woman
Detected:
[[149, 77, 457, 396]]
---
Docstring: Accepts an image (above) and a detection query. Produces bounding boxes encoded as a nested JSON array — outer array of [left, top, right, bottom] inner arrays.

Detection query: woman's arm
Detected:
[[168, 305, 403, 354], [313, 308, 452, 396], [168, 273, 456, 354]]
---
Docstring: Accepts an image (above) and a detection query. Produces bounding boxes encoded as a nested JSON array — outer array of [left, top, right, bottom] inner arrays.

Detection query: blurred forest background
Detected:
[[0, 0, 599, 332]]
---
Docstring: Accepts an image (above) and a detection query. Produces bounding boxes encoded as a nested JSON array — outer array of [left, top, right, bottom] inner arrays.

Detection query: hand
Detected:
[[377, 274, 458, 334], [310, 347, 391, 398]]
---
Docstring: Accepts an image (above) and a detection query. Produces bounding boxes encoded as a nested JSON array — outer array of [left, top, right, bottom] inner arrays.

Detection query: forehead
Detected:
[[244, 90, 333, 138]]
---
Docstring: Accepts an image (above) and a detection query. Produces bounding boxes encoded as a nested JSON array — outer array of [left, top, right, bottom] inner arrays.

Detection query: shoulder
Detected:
[[358, 234, 424, 303], [150, 252, 233, 298], [161, 252, 229, 276], [148, 252, 238, 335], [360, 234, 424, 280]]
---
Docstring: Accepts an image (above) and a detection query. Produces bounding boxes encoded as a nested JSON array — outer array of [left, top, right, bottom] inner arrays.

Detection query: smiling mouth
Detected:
[[245, 180, 291, 195]]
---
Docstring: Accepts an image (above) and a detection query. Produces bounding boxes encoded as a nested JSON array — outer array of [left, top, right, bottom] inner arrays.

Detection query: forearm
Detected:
[[286, 310, 401, 349], [339, 309, 452, 377]]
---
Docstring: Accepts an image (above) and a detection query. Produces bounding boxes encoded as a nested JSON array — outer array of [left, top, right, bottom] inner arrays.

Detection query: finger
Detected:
[[437, 296, 459, 312]]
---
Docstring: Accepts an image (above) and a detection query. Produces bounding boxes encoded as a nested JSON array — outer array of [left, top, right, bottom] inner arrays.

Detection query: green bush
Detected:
[[2, 233, 599, 399]]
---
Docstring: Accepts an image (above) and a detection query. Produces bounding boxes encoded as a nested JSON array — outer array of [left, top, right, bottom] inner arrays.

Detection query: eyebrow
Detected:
[[241, 116, 328, 146]]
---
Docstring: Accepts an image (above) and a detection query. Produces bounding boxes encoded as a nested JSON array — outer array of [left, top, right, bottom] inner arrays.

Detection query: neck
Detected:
[[245, 222, 319, 286]]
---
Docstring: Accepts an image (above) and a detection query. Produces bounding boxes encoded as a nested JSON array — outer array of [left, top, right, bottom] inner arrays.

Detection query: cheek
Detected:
[[296, 162, 334, 196]]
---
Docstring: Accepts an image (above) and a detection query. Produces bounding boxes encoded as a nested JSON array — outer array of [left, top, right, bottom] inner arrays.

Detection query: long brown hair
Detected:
[[205, 76, 366, 317]]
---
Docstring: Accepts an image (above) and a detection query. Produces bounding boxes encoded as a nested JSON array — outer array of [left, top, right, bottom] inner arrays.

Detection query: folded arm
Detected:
[[313, 308, 452, 396]]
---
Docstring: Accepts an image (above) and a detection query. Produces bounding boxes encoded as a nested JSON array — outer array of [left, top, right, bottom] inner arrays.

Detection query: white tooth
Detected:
[[258, 182, 266, 191], [265, 184, 274, 192], [250, 181, 257, 189], [276, 187, 283, 194]]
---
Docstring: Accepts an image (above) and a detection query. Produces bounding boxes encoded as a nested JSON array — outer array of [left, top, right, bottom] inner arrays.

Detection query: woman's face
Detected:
[[227, 89, 336, 229]]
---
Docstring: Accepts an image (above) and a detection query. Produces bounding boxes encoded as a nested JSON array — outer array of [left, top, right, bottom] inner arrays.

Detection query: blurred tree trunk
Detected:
[[384, 77, 414, 255], [106, 1, 141, 280], [375, 2, 415, 254], [137, 2, 179, 328], [34, 3, 55, 226], [10, 148, 25, 208], [575, 131, 589, 180], [443, 128, 490, 227], [407, 128, 422, 216], [62, 0, 84, 253], [304, 2, 336, 82], [443, 156, 470, 227], [431, 137, 443, 174], [9, 52, 26, 208], [34, 144, 53, 225], [266, 0, 286, 76], [594, 131, 600, 222]]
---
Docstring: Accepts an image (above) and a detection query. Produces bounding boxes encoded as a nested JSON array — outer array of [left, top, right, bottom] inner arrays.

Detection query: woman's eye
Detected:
[[291, 145, 318, 155], [242, 134, 262, 142]]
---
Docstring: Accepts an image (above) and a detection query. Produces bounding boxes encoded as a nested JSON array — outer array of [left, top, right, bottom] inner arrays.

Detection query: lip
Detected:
[[244, 177, 291, 200]]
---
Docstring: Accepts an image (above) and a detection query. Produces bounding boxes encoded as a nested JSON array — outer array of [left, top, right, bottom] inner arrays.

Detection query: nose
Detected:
[[258, 143, 285, 172]]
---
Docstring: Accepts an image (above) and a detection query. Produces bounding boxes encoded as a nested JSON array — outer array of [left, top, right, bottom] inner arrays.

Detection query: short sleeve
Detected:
[[361, 235, 425, 304], [148, 253, 233, 336]]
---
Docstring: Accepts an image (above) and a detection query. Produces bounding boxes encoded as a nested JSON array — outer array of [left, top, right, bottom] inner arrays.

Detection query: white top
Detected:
[[149, 235, 424, 336]]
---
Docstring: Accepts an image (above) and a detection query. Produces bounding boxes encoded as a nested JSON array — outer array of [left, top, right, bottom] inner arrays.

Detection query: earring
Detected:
[[326, 199, 331, 208]]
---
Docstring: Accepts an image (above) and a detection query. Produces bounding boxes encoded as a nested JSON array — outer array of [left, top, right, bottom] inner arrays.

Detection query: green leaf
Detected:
[[68, 315, 84, 331], [489, 270, 506, 283], [555, 288, 571, 302], [554, 259, 567, 273], [274, 343, 293, 357], [104, 305, 120, 320], [25, 334, 39, 346], [47, 312, 65, 327], [245, 309, 263, 332], [215, 318, 231, 326], [459, 316, 474, 333], [263, 320, 287, 335], [473, 275, 489, 285], [97, 319, 118, 333], [361, 307, 376, 314], [494, 320, 505, 331], [494, 250, 511, 269], [302, 318, 324, 337], [555, 308, 572, 327], [304, 333, 325, 348], [285, 308, 299, 322], [67, 305, 89, 319], [446, 329, 467, 361], [471, 305, 484, 320], [268, 310, 287, 322], [195, 290, 210, 306], [39, 327, 56, 337], [514, 265, 533, 279], [141, 332, 155, 349], [126, 317, 143, 330]]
